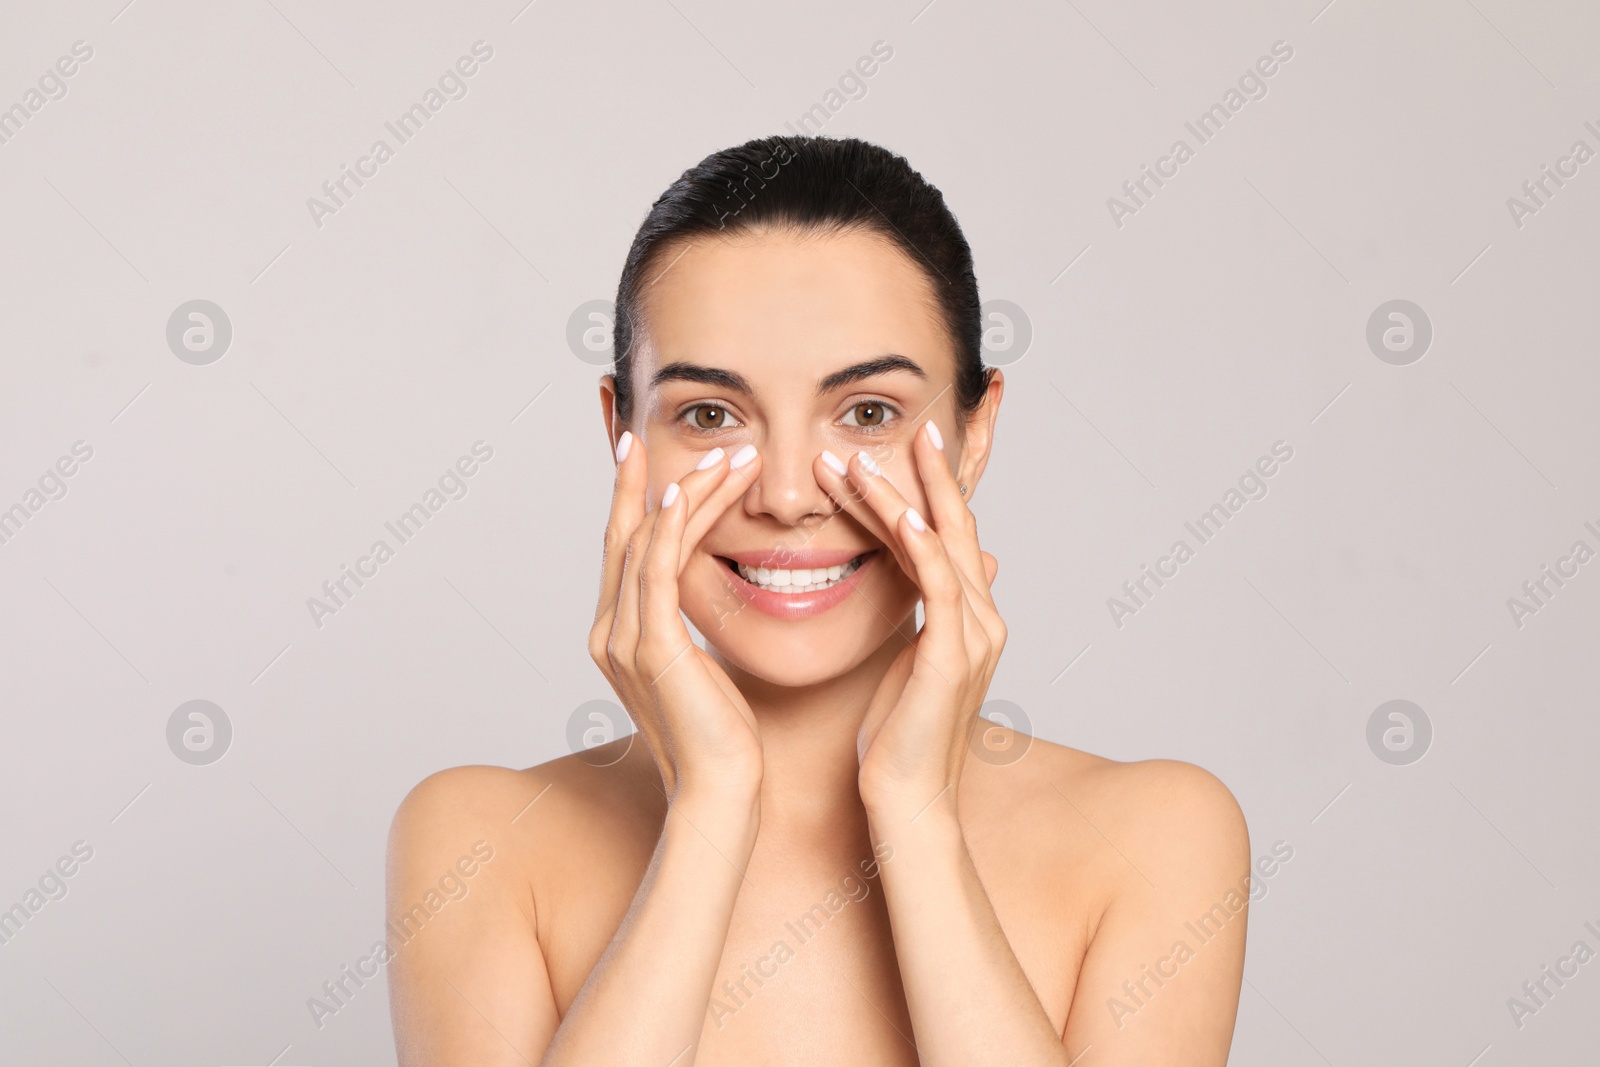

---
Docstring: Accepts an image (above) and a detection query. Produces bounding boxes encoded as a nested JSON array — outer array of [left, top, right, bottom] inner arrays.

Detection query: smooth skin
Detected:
[[387, 228, 1249, 1065]]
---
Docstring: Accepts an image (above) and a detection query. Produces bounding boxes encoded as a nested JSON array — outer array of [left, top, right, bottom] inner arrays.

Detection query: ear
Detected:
[[957, 369, 1004, 495], [599, 374, 623, 460]]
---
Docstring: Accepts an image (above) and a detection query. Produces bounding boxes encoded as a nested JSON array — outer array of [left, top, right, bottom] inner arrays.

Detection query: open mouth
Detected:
[[720, 551, 872, 594]]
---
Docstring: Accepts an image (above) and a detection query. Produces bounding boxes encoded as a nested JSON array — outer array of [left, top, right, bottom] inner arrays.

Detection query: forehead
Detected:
[[633, 226, 954, 388]]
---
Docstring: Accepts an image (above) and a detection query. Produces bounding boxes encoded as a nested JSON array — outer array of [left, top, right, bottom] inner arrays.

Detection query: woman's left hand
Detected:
[[816, 419, 1007, 820]]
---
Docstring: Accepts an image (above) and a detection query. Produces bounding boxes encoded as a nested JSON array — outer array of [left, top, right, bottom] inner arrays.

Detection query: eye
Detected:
[[840, 399, 898, 430], [680, 403, 743, 432]]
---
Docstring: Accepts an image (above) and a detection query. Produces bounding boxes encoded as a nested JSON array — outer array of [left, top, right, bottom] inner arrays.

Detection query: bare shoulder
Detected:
[[386, 740, 665, 906], [383, 744, 665, 1059], [1064, 746, 1248, 859], [964, 730, 1250, 897], [967, 731, 1252, 1059], [389, 763, 544, 841]]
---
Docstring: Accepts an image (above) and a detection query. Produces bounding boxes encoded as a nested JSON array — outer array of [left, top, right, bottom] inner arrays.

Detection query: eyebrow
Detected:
[[818, 355, 927, 393], [651, 362, 752, 394], [651, 354, 927, 396]]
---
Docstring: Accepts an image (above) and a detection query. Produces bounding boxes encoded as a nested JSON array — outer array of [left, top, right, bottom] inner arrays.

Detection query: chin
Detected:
[[680, 550, 915, 688]]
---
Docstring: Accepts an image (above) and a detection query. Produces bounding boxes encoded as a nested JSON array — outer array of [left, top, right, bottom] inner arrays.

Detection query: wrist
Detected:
[[863, 799, 965, 874], [860, 771, 960, 826], [659, 751, 762, 807], [669, 783, 761, 849]]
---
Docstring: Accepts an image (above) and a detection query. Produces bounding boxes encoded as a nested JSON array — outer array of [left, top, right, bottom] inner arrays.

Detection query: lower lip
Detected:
[[720, 552, 877, 620]]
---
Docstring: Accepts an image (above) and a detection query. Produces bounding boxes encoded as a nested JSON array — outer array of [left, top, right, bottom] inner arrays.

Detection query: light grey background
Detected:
[[2, 0, 1596, 1063]]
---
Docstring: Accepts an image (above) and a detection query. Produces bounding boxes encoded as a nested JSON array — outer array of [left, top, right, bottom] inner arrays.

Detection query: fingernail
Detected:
[[821, 450, 847, 476], [729, 444, 758, 469], [615, 431, 633, 462], [695, 447, 726, 470], [662, 482, 681, 508], [925, 421, 944, 450], [856, 450, 881, 477], [904, 507, 926, 532]]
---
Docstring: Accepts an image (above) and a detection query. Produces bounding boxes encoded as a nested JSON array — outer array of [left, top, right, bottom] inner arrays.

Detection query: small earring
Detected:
[[959, 483, 968, 496]]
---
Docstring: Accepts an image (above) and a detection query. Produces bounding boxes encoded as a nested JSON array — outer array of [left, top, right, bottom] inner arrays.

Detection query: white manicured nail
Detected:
[[856, 450, 881, 477], [695, 447, 725, 470], [925, 421, 943, 450], [662, 482, 681, 508], [904, 507, 926, 532], [615, 431, 633, 462], [821, 450, 847, 476], [729, 444, 758, 469]]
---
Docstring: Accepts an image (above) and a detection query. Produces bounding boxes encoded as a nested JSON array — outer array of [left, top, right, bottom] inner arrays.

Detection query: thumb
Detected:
[[981, 551, 999, 587]]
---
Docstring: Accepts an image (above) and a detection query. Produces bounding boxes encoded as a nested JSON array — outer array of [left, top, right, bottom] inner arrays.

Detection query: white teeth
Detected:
[[735, 556, 863, 593]]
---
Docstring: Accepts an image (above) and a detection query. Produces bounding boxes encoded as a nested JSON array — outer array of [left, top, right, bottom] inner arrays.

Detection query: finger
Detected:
[[914, 419, 992, 606], [836, 438, 1000, 646], [610, 504, 660, 668], [590, 431, 648, 680], [813, 448, 918, 582], [943, 546, 1006, 652], [635, 480, 700, 683], [894, 506, 967, 664], [595, 430, 648, 625], [677, 444, 763, 575]]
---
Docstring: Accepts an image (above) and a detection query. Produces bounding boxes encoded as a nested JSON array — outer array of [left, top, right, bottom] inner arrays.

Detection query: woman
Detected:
[[386, 135, 1250, 1065]]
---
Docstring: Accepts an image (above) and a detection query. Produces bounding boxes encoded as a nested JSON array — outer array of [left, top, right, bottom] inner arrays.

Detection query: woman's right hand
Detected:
[[588, 432, 766, 806]]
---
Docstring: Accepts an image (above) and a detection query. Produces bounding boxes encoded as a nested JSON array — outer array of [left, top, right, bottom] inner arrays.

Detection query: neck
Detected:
[[710, 614, 915, 839]]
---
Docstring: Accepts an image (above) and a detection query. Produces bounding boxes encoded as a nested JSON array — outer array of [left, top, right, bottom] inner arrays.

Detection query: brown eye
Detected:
[[843, 401, 892, 428], [691, 405, 730, 429]]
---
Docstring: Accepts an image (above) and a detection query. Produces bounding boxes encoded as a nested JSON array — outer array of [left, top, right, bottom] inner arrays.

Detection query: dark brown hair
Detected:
[[610, 134, 993, 424]]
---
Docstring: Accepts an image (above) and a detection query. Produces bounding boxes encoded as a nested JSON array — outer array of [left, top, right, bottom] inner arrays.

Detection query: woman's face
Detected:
[[604, 226, 992, 688]]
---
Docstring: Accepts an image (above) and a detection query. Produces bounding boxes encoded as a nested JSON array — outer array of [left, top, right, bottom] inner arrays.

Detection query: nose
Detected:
[[740, 426, 835, 526]]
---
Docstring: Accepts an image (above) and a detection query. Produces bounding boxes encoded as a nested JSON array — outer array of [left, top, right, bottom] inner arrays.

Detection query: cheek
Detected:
[[678, 555, 746, 628], [642, 449, 703, 506]]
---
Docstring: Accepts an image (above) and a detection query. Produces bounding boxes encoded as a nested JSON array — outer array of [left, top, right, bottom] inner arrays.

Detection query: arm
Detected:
[[820, 423, 1070, 1063], [867, 761, 1250, 1066], [1059, 761, 1250, 1065], [385, 768, 758, 1067], [385, 434, 767, 1064], [817, 418, 1248, 1062], [865, 799, 1075, 1066], [386, 767, 557, 1066], [540, 788, 758, 1065]]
